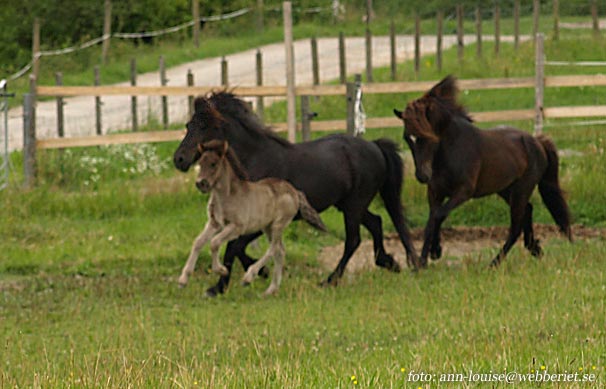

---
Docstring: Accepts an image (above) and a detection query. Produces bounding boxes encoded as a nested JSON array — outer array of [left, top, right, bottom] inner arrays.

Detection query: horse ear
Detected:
[[222, 141, 229, 155], [393, 109, 404, 119], [427, 75, 458, 100], [197, 143, 204, 153]]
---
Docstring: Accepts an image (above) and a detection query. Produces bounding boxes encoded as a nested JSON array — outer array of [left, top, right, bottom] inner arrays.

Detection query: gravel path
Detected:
[[6, 34, 521, 151]]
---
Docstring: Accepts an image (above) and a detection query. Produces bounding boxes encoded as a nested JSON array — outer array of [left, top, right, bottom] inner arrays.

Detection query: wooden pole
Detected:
[[256, 0, 264, 33], [346, 74, 361, 136], [533, 0, 540, 45], [221, 56, 228, 87], [32, 18, 40, 80], [24, 75, 37, 188], [187, 70, 194, 118], [534, 33, 544, 135], [591, 0, 600, 35], [160, 56, 169, 129], [130, 58, 138, 132], [390, 20, 396, 81], [457, 4, 464, 64], [514, 0, 520, 50], [414, 14, 420, 77], [256, 49, 264, 120], [102, 0, 112, 64], [494, 4, 500, 56], [301, 95, 311, 141], [366, 0, 374, 24], [311, 37, 320, 85], [553, 0, 559, 41], [283, 1, 296, 143], [192, 0, 200, 48], [55, 72, 64, 138], [437, 11, 443, 71], [338, 32, 346, 84], [94, 66, 102, 135], [475, 7, 482, 58], [365, 28, 373, 82]]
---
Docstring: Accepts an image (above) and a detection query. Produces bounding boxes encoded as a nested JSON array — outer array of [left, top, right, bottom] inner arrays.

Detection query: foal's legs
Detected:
[[264, 239, 285, 296], [242, 230, 276, 285], [209, 224, 240, 276], [206, 232, 263, 297], [361, 211, 401, 272], [179, 222, 219, 287]]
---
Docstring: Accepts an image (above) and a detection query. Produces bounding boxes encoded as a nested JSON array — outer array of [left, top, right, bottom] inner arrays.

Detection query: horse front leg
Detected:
[[179, 222, 218, 287], [322, 210, 362, 286], [206, 232, 263, 298], [421, 189, 469, 267], [209, 224, 240, 276], [490, 195, 528, 267]]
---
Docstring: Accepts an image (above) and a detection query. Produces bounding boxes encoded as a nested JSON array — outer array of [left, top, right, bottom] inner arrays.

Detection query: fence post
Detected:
[[221, 56, 228, 87], [187, 70, 194, 118], [94, 66, 102, 135], [32, 18, 40, 81], [514, 0, 520, 50], [346, 74, 361, 136], [102, 0, 112, 64], [365, 28, 373, 82], [457, 4, 464, 64], [23, 76, 37, 188], [533, 0, 540, 45], [437, 11, 443, 71], [390, 20, 396, 81], [301, 95, 312, 142], [55, 72, 64, 138], [534, 33, 544, 135], [256, 49, 264, 120], [160, 56, 169, 129], [475, 7, 482, 58], [283, 1, 296, 143], [338, 32, 346, 84], [130, 58, 138, 132], [192, 0, 200, 48], [494, 4, 500, 56], [311, 37, 320, 85], [256, 0, 264, 33], [414, 14, 420, 77], [553, 0, 559, 41], [591, 0, 600, 35]]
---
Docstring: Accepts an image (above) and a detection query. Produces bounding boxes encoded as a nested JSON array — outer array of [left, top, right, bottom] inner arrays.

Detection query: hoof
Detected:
[[489, 258, 500, 268], [320, 276, 339, 288], [528, 240, 543, 258], [205, 285, 224, 298], [430, 245, 442, 260], [212, 264, 229, 276], [375, 253, 401, 273], [178, 282, 187, 289], [263, 286, 278, 296]]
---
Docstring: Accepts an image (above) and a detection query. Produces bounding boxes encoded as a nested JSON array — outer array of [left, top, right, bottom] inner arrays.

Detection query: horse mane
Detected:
[[201, 139, 249, 181], [207, 90, 293, 148], [425, 75, 473, 123]]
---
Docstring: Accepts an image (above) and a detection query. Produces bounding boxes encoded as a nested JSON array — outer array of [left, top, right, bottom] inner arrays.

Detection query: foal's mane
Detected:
[[201, 139, 249, 181], [207, 91, 293, 148]]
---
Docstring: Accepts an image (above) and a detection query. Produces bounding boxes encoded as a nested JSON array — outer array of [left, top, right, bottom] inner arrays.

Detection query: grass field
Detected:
[[2, 30, 606, 387]]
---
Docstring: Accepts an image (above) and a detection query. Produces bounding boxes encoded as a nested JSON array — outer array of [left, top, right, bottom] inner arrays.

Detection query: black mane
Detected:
[[208, 91, 293, 148]]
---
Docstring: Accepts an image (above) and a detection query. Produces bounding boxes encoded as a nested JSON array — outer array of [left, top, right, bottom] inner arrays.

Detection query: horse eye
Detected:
[[210, 162, 217, 168]]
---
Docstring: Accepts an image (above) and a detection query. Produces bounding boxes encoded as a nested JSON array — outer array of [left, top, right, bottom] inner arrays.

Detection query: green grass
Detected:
[[1, 22, 606, 388]]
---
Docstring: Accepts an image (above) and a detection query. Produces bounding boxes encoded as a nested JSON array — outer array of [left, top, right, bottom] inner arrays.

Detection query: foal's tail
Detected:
[[297, 191, 327, 232], [537, 135, 573, 241], [373, 139, 419, 268]]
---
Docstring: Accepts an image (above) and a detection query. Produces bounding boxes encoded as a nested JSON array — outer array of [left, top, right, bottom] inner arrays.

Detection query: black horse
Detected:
[[174, 92, 419, 295], [394, 75, 572, 267]]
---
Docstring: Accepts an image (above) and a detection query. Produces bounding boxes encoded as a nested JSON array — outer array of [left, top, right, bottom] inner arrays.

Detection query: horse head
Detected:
[[195, 140, 229, 193], [393, 75, 469, 184], [174, 96, 226, 172]]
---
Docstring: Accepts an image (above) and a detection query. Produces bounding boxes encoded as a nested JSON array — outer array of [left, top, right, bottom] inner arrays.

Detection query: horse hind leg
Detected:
[[361, 210, 401, 273], [523, 203, 543, 257], [490, 194, 528, 267], [263, 239, 285, 296]]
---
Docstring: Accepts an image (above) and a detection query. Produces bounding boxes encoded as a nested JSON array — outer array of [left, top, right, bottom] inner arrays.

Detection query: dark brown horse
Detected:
[[393, 75, 572, 267]]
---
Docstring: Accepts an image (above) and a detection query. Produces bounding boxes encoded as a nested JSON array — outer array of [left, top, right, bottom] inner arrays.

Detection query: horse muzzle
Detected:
[[415, 166, 432, 184], [196, 179, 211, 193]]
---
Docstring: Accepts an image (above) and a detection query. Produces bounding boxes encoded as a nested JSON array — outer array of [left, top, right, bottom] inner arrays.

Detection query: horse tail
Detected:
[[537, 135, 573, 241], [297, 191, 327, 232], [373, 139, 419, 267]]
